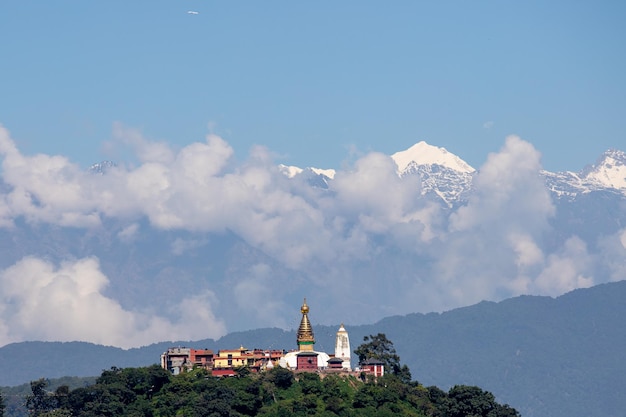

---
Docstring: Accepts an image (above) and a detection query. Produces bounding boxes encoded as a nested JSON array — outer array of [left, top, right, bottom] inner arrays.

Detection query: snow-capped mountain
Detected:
[[390, 141, 475, 206], [89, 160, 117, 175], [282, 141, 476, 206], [278, 165, 335, 180], [582, 149, 626, 190], [542, 149, 626, 199], [285, 141, 626, 205], [279, 165, 335, 189], [2, 134, 626, 359], [390, 141, 475, 174]]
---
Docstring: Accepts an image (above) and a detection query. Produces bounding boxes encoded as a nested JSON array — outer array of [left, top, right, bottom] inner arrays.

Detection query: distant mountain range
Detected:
[[1, 139, 626, 345], [282, 141, 626, 206], [1, 280, 624, 417]]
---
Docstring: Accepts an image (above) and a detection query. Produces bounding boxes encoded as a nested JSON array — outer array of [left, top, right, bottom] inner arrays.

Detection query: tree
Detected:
[[26, 379, 58, 416], [264, 366, 294, 390], [53, 385, 70, 411], [0, 389, 5, 417], [354, 333, 412, 381], [444, 385, 520, 417], [234, 365, 252, 378]]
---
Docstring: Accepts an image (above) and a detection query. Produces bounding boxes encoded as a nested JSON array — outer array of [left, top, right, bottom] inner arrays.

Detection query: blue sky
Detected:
[[1, 1, 624, 172]]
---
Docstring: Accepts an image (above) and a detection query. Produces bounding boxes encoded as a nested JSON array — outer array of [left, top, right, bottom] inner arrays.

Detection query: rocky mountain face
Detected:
[[391, 141, 475, 207], [289, 143, 626, 206], [91, 142, 626, 212], [543, 149, 626, 199]]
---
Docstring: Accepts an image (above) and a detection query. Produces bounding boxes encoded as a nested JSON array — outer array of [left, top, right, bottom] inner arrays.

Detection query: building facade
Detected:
[[160, 347, 214, 375], [334, 323, 351, 370], [160, 298, 377, 377], [281, 298, 332, 371]]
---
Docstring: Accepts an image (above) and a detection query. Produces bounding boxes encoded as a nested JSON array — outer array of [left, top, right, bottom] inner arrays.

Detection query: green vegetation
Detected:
[[0, 334, 519, 416], [7, 366, 518, 417], [354, 333, 412, 383], [1, 376, 97, 417], [1, 282, 626, 417]]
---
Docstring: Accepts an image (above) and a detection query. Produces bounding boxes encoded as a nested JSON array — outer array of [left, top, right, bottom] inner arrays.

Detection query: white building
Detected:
[[334, 323, 351, 370]]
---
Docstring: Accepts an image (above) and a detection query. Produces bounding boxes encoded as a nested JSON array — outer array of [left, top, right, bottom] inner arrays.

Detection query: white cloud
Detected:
[[233, 263, 289, 329], [450, 135, 554, 234], [423, 136, 558, 309], [533, 237, 594, 295], [0, 256, 226, 348], [596, 228, 626, 283], [171, 237, 206, 256], [0, 124, 621, 345], [118, 223, 139, 242], [112, 123, 175, 164], [509, 232, 544, 268]]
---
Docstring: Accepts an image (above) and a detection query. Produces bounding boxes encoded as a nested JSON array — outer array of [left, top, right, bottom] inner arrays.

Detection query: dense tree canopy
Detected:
[[25, 379, 57, 417], [3, 364, 519, 417], [354, 333, 412, 382]]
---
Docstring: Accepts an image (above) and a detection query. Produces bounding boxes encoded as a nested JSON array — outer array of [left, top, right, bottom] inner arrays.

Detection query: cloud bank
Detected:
[[0, 256, 225, 349], [0, 123, 624, 348]]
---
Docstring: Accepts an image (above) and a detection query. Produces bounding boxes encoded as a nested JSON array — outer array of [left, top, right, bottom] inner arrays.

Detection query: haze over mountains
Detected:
[[0, 125, 625, 349], [1, 280, 624, 417]]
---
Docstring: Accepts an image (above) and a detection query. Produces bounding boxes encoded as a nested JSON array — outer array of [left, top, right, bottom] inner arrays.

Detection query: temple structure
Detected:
[[334, 323, 351, 370], [162, 298, 360, 375], [280, 298, 330, 370], [297, 298, 315, 351]]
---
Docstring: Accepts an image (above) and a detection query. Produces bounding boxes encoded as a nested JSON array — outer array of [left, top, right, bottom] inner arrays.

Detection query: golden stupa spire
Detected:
[[297, 298, 315, 351]]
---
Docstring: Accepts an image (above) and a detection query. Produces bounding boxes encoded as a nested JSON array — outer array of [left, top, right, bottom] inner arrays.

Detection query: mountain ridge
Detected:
[[3, 137, 626, 357], [1, 280, 624, 417], [284, 140, 626, 205], [391, 140, 476, 173]]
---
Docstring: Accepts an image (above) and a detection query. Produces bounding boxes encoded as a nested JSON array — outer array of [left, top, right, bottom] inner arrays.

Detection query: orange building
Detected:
[[212, 347, 284, 376]]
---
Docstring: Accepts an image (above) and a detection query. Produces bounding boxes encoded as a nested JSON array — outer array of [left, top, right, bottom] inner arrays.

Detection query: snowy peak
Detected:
[[278, 142, 626, 204], [390, 141, 475, 206], [542, 149, 626, 199], [278, 164, 303, 178], [278, 164, 335, 179], [391, 141, 475, 174], [580, 149, 626, 190], [89, 161, 117, 175]]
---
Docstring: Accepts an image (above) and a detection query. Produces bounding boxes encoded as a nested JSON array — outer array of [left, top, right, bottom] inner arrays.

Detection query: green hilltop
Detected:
[[1, 364, 519, 417]]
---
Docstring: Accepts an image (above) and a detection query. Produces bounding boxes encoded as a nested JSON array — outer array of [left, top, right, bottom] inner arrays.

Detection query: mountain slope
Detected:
[[581, 149, 626, 190], [290, 142, 626, 204], [1, 281, 625, 417], [542, 149, 626, 199], [390, 141, 475, 174], [2, 139, 626, 360]]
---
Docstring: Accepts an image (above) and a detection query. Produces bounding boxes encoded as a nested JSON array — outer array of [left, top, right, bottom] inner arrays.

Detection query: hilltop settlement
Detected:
[[0, 298, 523, 417], [160, 299, 384, 378]]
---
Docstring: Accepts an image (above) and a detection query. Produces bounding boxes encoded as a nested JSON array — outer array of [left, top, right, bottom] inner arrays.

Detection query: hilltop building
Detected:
[[212, 347, 283, 377], [334, 323, 351, 370], [160, 298, 366, 376], [280, 298, 331, 370], [161, 346, 283, 376], [360, 358, 385, 377], [160, 347, 213, 375]]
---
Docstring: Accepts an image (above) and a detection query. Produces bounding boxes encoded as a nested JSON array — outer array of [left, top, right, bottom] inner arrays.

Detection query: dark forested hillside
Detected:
[[1, 281, 625, 417], [2, 365, 520, 417]]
